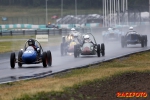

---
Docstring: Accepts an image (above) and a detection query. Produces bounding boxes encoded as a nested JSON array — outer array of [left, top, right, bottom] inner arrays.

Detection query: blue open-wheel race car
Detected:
[[10, 39, 52, 68]]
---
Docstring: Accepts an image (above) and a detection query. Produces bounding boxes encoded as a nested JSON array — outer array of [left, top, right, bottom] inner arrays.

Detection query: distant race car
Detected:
[[121, 31, 147, 48], [10, 39, 52, 68], [60, 29, 83, 56], [102, 28, 123, 42], [74, 33, 105, 58], [46, 23, 59, 29]]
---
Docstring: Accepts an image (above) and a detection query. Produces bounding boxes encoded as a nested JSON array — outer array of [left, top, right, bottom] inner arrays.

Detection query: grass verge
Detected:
[[0, 35, 61, 53], [0, 51, 150, 100]]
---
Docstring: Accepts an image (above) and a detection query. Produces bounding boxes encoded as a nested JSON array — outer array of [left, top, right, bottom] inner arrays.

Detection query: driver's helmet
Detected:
[[28, 39, 35, 46], [84, 35, 90, 40], [108, 28, 112, 31], [129, 26, 133, 30], [71, 28, 75, 31], [73, 32, 78, 38]]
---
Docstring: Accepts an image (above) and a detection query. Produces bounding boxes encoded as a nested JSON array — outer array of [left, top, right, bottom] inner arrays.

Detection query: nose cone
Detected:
[[68, 45, 74, 51], [22, 50, 37, 64], [83, 47, 90, 52]]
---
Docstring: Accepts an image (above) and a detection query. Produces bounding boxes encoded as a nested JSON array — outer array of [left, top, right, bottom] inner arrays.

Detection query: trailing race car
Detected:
[[46, 22, 58, 29], [10, 39, 52, 68], [121, 31, 147, 48], [102, 28, 123, 42], [60, 28, 83, 56], [74, 33, 105, 58]]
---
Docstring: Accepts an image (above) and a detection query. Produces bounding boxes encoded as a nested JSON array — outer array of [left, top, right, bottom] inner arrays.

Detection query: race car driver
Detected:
[[82, 35, 94, 45], [27, 39, 40, 53]]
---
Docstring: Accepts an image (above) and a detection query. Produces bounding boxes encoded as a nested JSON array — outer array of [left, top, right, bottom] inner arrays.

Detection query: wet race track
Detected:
[[0, 28, 150, 83]]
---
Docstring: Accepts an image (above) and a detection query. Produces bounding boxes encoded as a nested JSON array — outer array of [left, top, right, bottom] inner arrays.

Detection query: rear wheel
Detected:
[[61, 43, 67, 56], [62, 36, 66, 43], [121, 36, 127, 48], [60, 43, 64, 56], [101, 43, 105, 56], [18, 51, 23, 68], [77, 44, 80, 57], [74, 45, 78, 58], [97, 44, 100, 57], [42, 52, 47, 68], [141, 36, 144, 48], [10, 52, 16, 69], [47, 50, 52, 66], [144, 35, 147, 47]]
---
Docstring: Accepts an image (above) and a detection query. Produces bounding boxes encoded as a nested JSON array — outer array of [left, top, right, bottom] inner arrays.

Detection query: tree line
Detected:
[[0, 0, 149, 11]]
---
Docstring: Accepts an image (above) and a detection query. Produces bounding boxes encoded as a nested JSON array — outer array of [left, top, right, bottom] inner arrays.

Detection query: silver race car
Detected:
[[102, 28, 123, 42], [74, 33, 105, 58]]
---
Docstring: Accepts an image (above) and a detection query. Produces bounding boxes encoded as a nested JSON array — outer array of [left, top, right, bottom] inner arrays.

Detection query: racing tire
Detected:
[[101, 43, 105, 56], [42, 52, 47, 68], [121, 36, 124, 48], [74, 45, 78, 58], [62, 37, 66, 43], [141, 36, 144, 48], [18, 50, 23, 68], [77, 44, 80, 57], [97, 44, 100, 57], [10, 52, 16, 69], [61, 43, 64, 56], [121, 36, 127, 48], [47, 50, 52, 66], [64, 43, 67, 55], [144, 35, 147, 47]]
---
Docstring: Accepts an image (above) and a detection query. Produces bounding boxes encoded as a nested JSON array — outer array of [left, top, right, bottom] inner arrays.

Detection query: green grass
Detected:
[[0, 35, 35, 39], [13, 71, 150, 100], [0, 41, 25, 53], [0, 35, 61, 53]]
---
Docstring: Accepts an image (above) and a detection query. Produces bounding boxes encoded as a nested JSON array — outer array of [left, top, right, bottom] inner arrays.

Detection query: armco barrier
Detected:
[[0, 23, 101, 29], [0, 28, 92, 36]]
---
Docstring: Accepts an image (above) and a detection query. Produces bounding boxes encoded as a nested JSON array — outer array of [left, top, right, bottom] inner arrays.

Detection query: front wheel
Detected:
[[18, 50, 23, 68], [10, 52, 16, 69], [101, 43, 105, 56], [141, 36, 144, 48], [97, 44, 100, 57], [60, 43, 64, 56], [42, 52, 47, 68], [121, 36, 126, 48], [47, 50, 52, 66], [74, 45, 79, 58], [144, 35, 147, 47]]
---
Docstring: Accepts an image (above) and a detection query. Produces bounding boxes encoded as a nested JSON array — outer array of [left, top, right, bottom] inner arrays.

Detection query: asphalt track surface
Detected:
[[0, 29, 150, 83]]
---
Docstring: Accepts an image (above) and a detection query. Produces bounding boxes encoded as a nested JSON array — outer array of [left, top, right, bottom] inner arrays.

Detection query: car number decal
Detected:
[[24, 51, 33, 53]]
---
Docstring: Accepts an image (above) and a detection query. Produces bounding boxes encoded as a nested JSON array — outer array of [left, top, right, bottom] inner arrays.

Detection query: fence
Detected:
[[1, 17, 47, 25], [0, 28, 91, 36]]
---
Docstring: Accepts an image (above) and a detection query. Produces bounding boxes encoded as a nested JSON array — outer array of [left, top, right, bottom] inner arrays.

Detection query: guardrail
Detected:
[[0, 23, 101, 29], [0, 28, 92, 36]]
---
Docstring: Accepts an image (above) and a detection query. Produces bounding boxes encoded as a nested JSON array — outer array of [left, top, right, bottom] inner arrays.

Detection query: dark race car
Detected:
[[121, 31, 147, 48], [46, 23, 58, 29], [10, 39, 52, 68]]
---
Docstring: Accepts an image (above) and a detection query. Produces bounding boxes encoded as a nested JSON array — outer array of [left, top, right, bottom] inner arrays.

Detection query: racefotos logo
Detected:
[[116, 92, 148, 98]]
